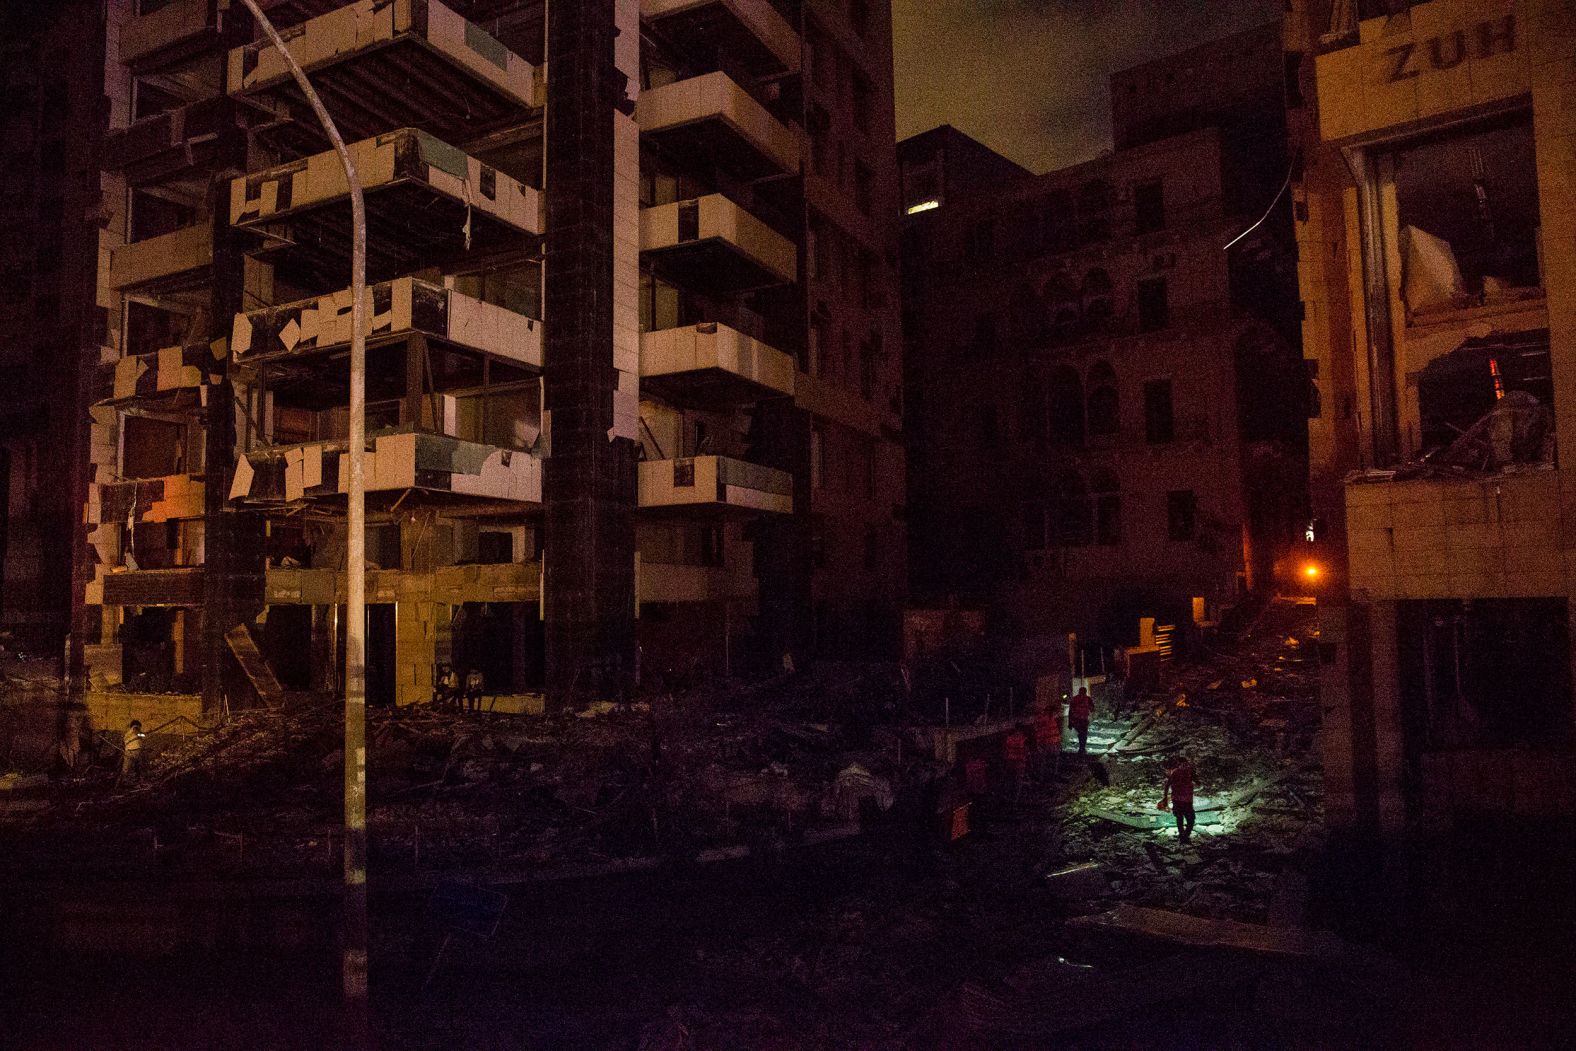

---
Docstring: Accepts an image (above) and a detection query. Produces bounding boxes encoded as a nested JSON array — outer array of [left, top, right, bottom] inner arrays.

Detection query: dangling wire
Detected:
[[1223, 149, 1299, 252]]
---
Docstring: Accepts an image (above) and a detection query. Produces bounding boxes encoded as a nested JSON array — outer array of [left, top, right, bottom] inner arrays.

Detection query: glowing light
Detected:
[[1303, 563, 1320, 580], [905, 199, 940, 214]]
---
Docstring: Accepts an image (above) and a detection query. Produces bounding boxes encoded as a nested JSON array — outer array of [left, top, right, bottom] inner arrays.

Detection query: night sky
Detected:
[[893, 0, 1282, 173]]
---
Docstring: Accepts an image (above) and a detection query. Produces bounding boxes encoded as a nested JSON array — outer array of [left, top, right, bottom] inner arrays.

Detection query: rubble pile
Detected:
[[1055, 599, 1323, 923], [1, 665, 936, 880]]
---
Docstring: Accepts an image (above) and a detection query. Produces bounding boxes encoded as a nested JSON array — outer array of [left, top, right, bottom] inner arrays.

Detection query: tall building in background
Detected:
[[899, 24, 1305, 650], [0, 2, 107, 660], [1288, 0, 1576, 835], [71, 0, 903, 726]]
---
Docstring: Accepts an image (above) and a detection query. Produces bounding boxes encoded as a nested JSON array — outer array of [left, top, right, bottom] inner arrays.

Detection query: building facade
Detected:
[[74, 0, 904, 719], [1290, 0, 1576, 833], [899, 25, 1305, 649], [0, 1, 107, 660]]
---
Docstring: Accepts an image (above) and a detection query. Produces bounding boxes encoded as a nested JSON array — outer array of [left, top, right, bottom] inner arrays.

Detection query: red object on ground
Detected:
[[948, 803, 970, 841]]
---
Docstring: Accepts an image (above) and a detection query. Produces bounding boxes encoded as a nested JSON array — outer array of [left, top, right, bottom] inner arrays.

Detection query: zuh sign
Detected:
[[1385, 13, 1515, 82]]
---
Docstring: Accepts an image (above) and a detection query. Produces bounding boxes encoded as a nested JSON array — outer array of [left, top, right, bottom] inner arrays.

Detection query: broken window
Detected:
[[121, 415, 191, 478], [1167, 490, 1197, 542], [1144, 379, 1175, 444], [1398, 599, 1572, 752], [1134, 179, 1165, 234], [1137, 276, 1169, 332], [1417, 329, 1553, 457], [129, 189, 198, 242], [1392, 112, 1541, 317], [1086, 361, 1119, 438], [125, 300, 192, 359], [476, 530, 514, 565]]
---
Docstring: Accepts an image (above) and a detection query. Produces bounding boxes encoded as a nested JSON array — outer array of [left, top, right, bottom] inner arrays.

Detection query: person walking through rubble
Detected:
[[119, 720, 146, 784], [464, 667, 484, 712], [1159, 755, 1196, 844], [1068, 686, 1093, 755]]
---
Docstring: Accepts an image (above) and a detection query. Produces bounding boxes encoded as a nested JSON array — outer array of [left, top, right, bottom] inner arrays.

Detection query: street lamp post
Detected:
[[233, 3, 369, 1045]]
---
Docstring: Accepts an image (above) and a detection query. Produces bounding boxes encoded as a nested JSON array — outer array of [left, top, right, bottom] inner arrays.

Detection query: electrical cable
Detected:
[[1223, 150, 1300, 252]]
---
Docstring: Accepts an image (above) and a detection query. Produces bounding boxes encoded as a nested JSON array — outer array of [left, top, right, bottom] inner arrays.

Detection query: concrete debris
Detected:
[[1068, 904, 1350, 959]]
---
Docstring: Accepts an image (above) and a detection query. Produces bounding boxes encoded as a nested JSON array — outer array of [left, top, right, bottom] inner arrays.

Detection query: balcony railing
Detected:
[[638, 455, 792, 514], [640, 321, 794, 406], [90, 473, 206, 526], [638, 560, 755, 604], [101, 343, 215, 407], [228, 0, 541, 152], [105, 223, 212, 293], [637, 71, 801, 181], [265, 561, 540, 605], [233, 275, 542, 371], [641, 0, 801, 76], [234, 429, 541, 507], [119, 0, 341, 71], [641, 193, 796, 292]]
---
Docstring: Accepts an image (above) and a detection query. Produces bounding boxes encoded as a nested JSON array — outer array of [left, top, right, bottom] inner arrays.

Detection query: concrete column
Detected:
[[1367, 599, 1407, 833], [541, 0, 638, 706], [1318, 600, 1359, 829], [201, 90, 266, 716]]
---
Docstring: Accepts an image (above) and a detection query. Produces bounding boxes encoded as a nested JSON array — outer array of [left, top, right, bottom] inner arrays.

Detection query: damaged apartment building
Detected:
[[70, 0, 904, 720], [1289, 0, 1576, 833], [898, 24, 1307, 650]]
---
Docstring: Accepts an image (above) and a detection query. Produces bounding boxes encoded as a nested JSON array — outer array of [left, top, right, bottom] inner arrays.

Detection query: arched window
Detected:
[[1089, 467, 1121, 546], [1047, 364, 1085, 446], [1051, 469, 1091, 547], [1008, 283, 1043, 344], [1043, 273, 1080, 343], [1077, 180, 1113, 243], [1086, 360, 1119, 437], [1082, 268, 1114, 331]]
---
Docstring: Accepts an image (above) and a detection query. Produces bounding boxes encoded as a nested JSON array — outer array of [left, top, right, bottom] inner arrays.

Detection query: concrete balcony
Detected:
[[89, 474, 206, 526], [233, 275, 542, 371], [1345, 467, 1563, 601], [640, 321, 794, 407], [100, 567, 206, 608], [101, 343, 215, 408], [638, 455, 792, 515], [229, 127, 542, 288], [120, 0, 339, 71], [638, 560, 755, 605], [641, 194, 796, 292], [641, 0, 800, 76], [264, 561, 540, 606], [104, 96, 233, 185], [228, 0, 541, 152], [105, 223, 212, 294], [233, 429, 542, 509], [637, 71, 800, 181]]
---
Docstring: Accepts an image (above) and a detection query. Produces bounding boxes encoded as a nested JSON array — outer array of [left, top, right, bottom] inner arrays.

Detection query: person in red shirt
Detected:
[[1068, 687, 1093, 755], [1159, 756, 1196, 843]]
